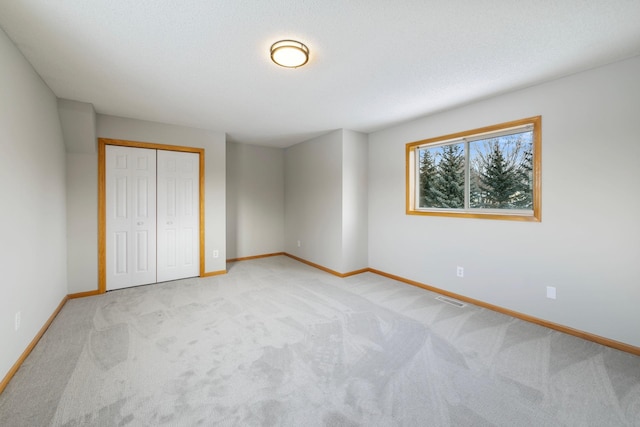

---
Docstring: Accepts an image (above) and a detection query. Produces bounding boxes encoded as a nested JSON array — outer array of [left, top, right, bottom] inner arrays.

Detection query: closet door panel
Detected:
[[157, 150, 199, 282], [106, 146, 157, 290]]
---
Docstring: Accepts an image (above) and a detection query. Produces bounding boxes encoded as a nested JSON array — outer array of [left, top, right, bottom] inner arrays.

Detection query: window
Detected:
[[406, 116, 541, 221]]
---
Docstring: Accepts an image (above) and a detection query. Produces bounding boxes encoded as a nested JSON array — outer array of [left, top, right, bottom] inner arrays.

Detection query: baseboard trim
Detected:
[[227, 252, 286, 263], [202, 269, 227, 277], [5, 256, 634, 399], [340, 267, 370, 277], [68, 290, 102, 299], [256, 253, 640, 355], [0, 295, 69, 395], [369, 268, 640, 357], [284, 253, 368, 278], [73, 269, 229, 294]]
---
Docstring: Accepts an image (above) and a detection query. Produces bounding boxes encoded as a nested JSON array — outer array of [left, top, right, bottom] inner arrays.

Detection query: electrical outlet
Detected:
[[213, 250, 219, 258], [456, 266, 464, 278], [546, 286, 556, 299], [15, 311, 21, 331], [297, 240, 301, 248]]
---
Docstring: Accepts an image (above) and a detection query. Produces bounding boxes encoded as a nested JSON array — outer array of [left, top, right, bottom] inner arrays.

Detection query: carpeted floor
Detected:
[[1, 255, 639, 426]]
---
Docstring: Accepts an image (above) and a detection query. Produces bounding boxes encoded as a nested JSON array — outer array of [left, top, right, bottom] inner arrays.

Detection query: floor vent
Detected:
[[435, 296, 467, 308]]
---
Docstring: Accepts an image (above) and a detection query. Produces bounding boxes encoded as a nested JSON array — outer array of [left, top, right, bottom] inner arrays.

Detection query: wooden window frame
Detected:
[[406, 116, 541, 222]]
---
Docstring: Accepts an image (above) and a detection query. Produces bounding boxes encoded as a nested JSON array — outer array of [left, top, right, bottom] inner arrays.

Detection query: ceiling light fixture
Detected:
[[270, 40, 309, 68]]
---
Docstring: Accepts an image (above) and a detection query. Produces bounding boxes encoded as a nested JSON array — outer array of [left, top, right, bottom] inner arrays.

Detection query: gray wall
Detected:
[[96, 115, 227, 275], [284, 129, 369, 274], [342, 130, 368, 272], [0, 28, 68, 380], [368, 56, 640, 348], [226, 141, 284, 260], [58, 99, 98, 294], [285, 130, 344, 271]]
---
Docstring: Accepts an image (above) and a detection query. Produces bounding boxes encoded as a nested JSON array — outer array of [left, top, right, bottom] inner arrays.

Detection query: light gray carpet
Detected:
[[1, 256, 639, 426]]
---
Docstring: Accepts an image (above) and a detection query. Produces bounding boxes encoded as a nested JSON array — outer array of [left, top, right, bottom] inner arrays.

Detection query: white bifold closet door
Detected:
[[106, 145, 199, 291], [156, 149, 200, 283], [106, 146, 157, 290]]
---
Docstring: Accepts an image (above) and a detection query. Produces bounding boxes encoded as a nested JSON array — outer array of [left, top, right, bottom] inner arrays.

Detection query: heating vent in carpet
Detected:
[[435, 296, 467, 308]]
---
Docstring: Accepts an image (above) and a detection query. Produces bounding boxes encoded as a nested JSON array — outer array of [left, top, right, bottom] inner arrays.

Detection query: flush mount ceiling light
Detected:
[[270, 40, 309, 68]]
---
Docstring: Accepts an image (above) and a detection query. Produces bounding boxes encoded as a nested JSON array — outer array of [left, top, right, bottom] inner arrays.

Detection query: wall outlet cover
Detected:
[[546, 286, 557, 299]]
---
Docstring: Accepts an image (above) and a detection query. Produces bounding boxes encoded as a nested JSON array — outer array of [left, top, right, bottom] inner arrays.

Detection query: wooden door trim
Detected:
[[98, 138, 205, 293]]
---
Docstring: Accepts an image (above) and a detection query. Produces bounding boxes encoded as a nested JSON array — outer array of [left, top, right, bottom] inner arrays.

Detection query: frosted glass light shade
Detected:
[[270, 40, 309, 68]]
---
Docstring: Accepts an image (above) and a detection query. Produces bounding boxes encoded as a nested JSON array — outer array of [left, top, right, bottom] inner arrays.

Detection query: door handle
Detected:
[[167, 221, 173, 225], [137, 221, 144, 226]]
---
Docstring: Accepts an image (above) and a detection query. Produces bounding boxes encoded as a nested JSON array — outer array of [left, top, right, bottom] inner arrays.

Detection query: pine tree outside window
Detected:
[[406, 116, 541, 221]]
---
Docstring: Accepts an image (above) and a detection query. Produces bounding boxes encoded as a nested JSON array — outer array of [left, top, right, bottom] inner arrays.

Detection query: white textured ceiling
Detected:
[[1, 1, 639, 147]]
